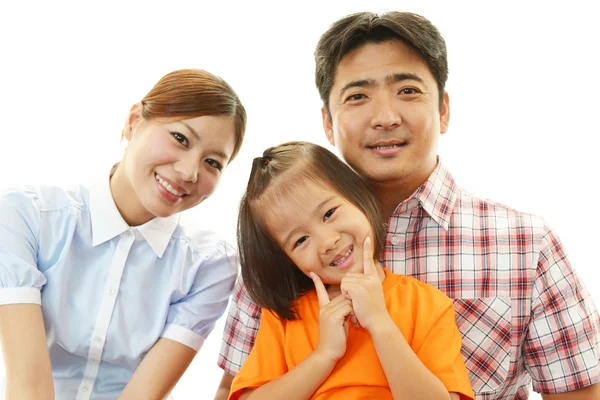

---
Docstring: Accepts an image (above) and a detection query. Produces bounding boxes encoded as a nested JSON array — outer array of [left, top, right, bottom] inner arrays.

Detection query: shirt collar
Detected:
[[392, 159, 458, 231], [89, 171, 179, 258]]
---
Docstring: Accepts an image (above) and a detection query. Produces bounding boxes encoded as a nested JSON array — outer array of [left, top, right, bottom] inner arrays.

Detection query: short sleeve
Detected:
[[218, 276, 262, 375], [524, 225, 600, 393], [160, 240, 237, 351], [0, 186, 46, 305], [228, 309, 287, 400], [415, 301, 475, 400]]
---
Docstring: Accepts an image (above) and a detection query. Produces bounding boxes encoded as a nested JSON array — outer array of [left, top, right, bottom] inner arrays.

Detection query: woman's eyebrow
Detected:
[[176, 121, 229, 159]]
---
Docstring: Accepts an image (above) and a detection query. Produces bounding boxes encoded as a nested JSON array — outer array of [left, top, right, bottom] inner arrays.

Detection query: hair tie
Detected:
[[262, 155, 272, 167]]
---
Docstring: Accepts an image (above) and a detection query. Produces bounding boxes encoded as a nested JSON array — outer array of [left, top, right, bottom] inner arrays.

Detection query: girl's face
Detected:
[[114, 104, 236, 225], [263, 178, 375, 285]]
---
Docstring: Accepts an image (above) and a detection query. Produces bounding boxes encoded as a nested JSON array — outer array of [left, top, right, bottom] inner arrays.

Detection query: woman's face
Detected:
[[113, 104, 236, 225]]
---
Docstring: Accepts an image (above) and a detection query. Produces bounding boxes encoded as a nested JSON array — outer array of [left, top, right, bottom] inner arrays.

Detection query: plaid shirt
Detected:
[[218, 161, 600, 399]]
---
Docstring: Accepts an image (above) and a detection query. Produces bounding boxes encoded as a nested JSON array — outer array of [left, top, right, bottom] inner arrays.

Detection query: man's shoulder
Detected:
[[453, 187, 547, 230]]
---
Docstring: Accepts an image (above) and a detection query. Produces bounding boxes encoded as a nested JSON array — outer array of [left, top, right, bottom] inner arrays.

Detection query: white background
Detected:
[[1, 1, 599, 399]]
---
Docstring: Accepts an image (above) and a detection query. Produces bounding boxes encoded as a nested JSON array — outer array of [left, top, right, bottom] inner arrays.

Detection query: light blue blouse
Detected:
[[0, 175, 237, 399]]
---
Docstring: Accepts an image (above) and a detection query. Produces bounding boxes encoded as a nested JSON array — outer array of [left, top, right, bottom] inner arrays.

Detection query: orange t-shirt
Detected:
[[229, 269, 474, 399]]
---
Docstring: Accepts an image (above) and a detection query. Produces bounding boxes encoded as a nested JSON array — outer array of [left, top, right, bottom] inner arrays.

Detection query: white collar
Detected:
[[89, 171, 179, 258]]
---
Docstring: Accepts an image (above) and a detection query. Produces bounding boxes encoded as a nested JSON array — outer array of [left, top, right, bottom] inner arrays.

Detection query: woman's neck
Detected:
[[109, 163, 154, 227]]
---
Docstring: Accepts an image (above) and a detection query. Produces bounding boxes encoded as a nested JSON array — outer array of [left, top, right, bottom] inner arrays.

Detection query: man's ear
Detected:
[[321, 107, 335, 146], [122, 102, 144, 141], [440, 92, 450, 135]]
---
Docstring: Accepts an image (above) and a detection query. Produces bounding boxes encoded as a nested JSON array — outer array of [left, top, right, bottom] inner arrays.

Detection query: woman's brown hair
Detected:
[[238, 141, 385, 320], [139, 69, 246, 160]]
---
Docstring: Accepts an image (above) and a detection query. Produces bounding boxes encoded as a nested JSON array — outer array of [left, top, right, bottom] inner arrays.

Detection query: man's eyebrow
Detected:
[[385, 72, 426, 86], [177, 121, 229, 160], [339, 78, 376, 98], [339, 73, 426, 98]]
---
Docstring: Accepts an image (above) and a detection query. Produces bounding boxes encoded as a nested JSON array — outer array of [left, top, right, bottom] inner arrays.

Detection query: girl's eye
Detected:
[[205, 158, 223, 171], [293, 236, 308, 249], [171, 132, 189, 147], [323, 207, 336, 222]]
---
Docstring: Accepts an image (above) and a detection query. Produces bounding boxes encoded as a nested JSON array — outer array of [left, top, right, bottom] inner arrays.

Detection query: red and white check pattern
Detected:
[[219, 161, 600, 399]]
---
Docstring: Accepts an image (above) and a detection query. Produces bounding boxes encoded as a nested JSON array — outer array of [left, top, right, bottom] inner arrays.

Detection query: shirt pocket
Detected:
[[453, 297, 512, 394]]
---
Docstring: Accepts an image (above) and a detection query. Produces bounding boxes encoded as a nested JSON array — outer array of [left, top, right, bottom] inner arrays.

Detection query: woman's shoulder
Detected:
[[0, 184, 89, 214], [171, 223, 237, 260]]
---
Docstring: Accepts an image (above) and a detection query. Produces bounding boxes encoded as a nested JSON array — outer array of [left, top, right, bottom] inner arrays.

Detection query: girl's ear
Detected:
[[122, 102, 144, 141]]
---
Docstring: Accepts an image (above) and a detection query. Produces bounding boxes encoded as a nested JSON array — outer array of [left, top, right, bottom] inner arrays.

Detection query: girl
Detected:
[[0, 69, 246, 399], [229, 142, 474, 400]]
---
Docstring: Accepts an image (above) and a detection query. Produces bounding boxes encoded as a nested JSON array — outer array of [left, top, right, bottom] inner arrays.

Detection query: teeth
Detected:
[[331, 246, 353, 266], [155, 174, 183, 197], [375, 144, 401, 149]]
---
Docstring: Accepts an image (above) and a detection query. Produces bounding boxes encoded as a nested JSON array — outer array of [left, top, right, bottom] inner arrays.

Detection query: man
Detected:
[[215, 11, 600, 399]]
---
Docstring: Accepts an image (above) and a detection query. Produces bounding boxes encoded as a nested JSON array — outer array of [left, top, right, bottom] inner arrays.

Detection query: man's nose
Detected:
[[371, 93, 401, 130]]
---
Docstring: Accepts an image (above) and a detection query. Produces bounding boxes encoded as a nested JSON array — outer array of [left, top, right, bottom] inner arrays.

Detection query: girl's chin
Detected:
[[321, 273, 345, 286]]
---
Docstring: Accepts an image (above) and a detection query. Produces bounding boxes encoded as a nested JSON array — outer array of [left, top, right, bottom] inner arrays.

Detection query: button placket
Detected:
[[386, 215, 411, 275], [76, 231, 135, 400], [389, 216, 410, 246]]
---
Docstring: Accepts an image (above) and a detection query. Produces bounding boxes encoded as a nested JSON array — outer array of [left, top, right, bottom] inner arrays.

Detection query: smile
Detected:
[[330, 245, 354, 267], [371, 144, 403, 149], [155, 173, 185, 197], [367, 141, 406, 157]]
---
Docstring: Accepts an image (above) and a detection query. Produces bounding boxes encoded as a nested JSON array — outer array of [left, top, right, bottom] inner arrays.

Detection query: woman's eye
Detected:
[[205, 158, 223, 171], [323, 207, 336, 222], [171, 132, 189, 147], [293, 236, 308, 249]]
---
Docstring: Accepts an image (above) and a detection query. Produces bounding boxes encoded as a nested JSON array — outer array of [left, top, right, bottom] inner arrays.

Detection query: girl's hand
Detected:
[[311, 272, 353, 363], [340, 237, 389, 333]]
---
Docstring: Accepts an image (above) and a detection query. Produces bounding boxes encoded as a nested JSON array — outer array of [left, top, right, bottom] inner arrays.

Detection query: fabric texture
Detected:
[[0, 174, 237, 399], [229, 269, 474, 400], [219, 160, 600, 399]]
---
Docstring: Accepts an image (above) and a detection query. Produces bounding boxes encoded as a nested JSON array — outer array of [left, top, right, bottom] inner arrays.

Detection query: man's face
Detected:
[[323, 40, 449, 189]]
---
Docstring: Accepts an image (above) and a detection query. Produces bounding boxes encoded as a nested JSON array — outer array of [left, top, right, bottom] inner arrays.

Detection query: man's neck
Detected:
[[368, 160, 438, 219], [370, 180, 419, 219]]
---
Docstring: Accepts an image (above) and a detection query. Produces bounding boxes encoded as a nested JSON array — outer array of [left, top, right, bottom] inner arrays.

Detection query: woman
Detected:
[[0, 69, 246, 399]]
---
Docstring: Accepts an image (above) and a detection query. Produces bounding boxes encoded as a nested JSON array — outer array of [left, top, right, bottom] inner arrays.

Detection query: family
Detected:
[[0, 11, 598, 400]]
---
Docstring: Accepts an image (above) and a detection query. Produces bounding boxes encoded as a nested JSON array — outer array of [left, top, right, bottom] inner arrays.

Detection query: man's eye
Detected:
[[171, 132, 189, 147], [323, 207, 336, 222], [205, 158, 223, 171], [346, 94, 367, 102], [293, 236, 308, 249], [399, 88, 419, 95]]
